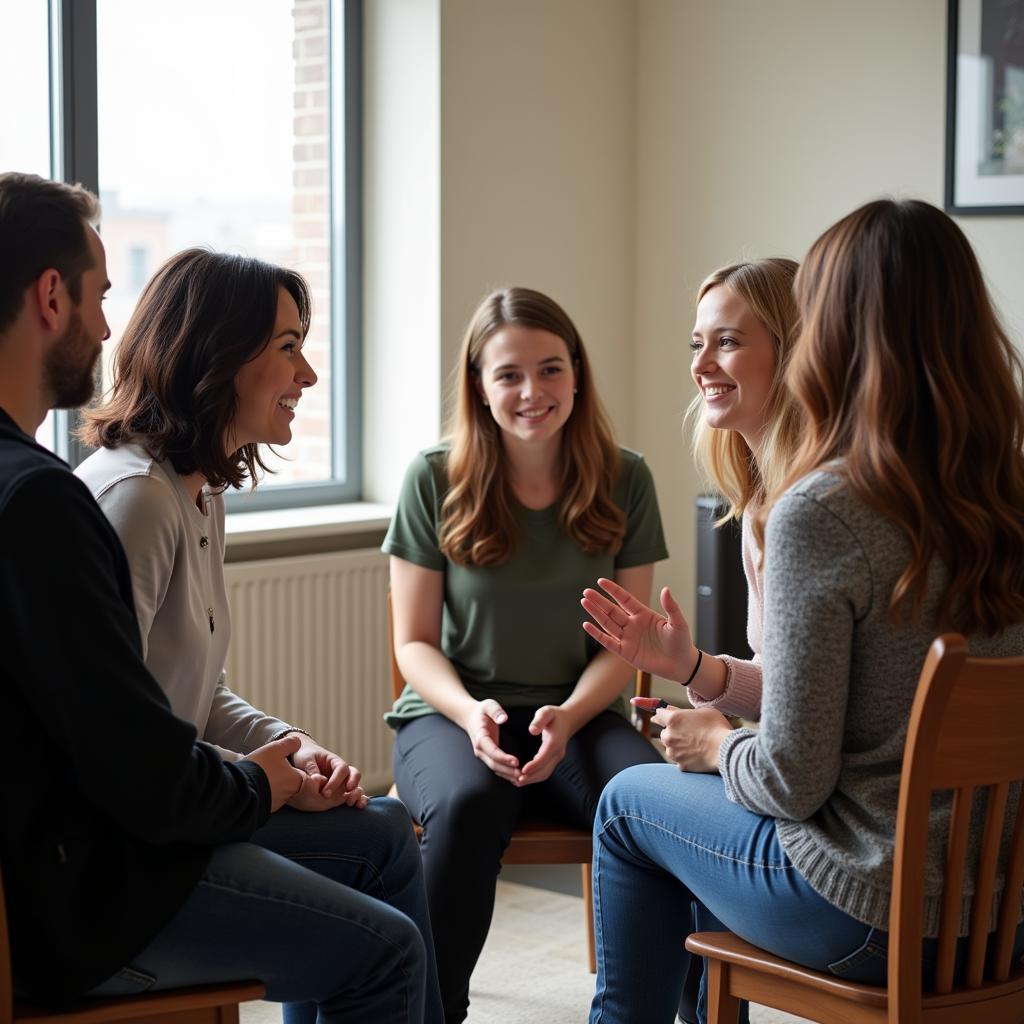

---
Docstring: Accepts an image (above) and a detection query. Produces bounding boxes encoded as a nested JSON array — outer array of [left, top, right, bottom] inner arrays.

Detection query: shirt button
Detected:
[[199, 536, 209, 548]]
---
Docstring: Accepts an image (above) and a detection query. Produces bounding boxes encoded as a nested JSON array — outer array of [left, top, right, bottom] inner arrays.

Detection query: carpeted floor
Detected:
[[239, 878, 808, 1023]]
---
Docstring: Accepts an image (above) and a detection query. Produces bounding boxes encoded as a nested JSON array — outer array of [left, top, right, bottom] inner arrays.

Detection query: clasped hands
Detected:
[[464, 699, 572, 786], [245, 732, 369, 812]]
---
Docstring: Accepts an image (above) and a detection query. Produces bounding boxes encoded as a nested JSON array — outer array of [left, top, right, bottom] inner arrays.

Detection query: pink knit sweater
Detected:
[[686, 512, 763, 719]]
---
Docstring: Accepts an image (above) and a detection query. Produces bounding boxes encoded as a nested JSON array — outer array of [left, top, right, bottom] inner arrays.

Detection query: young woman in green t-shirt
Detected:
[[384, 286, 668, 1023]]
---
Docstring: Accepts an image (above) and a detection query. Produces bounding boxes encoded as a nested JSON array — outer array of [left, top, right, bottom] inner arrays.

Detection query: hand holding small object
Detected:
[[634, 698, 732, 773], [630, 696, 669, 712]]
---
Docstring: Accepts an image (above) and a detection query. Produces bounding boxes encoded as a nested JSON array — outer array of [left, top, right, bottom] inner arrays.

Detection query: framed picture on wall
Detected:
[[945, 0, 1024, 215]]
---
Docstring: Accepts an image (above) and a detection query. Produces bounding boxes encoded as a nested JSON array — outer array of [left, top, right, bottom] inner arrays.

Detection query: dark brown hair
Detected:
[[439, 286, 624, 566], [759, 199, 1024, 635], [79, 248, 311, 489], [0, 172, 100, 333]]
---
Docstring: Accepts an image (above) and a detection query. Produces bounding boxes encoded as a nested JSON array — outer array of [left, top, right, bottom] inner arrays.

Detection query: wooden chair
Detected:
[[686, 633, 1024, 1024], [386, 592, 653, 974], [0, 872, 264, 1024]]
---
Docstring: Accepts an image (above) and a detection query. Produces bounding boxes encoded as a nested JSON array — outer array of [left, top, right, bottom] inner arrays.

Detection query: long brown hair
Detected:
[[79, 249, 311, 489], [760, 199, 1024, 635], [687, 258, 802, 522], [439, 287, 624, 566]]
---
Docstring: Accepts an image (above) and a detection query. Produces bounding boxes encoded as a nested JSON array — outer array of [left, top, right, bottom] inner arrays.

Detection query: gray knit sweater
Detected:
[[719, 470, 1024, 936]]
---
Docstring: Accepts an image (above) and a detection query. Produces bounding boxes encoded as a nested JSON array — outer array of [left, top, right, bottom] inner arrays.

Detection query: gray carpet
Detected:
[[240, 878, 809, 1023]]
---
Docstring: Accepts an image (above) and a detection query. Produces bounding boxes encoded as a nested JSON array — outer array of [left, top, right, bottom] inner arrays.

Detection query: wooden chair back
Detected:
[[687, 633, 1024, 1024], [888, 633, 1024, 1021]]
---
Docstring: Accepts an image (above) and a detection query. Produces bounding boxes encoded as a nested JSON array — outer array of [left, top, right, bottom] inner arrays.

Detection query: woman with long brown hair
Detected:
[[385, 286, 668, 1023], [584, 200, 1024, 1024]]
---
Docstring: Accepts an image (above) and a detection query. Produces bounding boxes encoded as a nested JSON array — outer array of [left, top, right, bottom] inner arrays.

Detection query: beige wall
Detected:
[[633, 0, 1024, 683], [365, 1, 1024, 686], [440, 0, 637, 434]]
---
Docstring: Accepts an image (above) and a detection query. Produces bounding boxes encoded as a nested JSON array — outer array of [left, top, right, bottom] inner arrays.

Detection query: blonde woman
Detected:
[[385, 286, 668, 1023], [585, 200, 1024, 1023], [583, 258, 801, 729]]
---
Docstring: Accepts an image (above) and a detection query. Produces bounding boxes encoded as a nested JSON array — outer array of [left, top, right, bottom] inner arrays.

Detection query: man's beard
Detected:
[[44, 310, 101, 409]]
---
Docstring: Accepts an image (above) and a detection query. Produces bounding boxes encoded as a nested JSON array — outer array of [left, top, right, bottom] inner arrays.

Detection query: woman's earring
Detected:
[[482, 399, 489, 407]]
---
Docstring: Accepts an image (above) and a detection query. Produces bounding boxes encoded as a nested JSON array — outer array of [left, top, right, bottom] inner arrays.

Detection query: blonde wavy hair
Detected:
[[759, 199, 1024, 635], [438, 287, 625, 566], [686, 258, 803, 522]]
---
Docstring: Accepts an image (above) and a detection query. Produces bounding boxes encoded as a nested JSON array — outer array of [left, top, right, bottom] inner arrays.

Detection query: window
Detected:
[[3, 0, 362, 509], [0, 1, 56, 453]]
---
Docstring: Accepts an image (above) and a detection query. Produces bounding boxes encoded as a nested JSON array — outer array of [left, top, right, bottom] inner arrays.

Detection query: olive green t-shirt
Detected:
[[382, 445, 668, 726]]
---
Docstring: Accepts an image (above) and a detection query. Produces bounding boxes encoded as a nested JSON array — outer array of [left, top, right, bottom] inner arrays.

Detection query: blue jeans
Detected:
[[88, 798, 443, 1024], [587, 765, 1024, 1024]]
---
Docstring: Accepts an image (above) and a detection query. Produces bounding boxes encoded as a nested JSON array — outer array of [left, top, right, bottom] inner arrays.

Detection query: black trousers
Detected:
[[393, 707, 663, 1024]]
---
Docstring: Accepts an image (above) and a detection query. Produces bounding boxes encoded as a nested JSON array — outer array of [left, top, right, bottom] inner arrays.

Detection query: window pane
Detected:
[[96, 0, 333, 487], [0, 1, 51, 177], [0, 1, 55, 451]]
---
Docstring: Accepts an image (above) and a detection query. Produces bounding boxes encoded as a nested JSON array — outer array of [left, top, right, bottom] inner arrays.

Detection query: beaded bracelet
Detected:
[[269, 726, 313, 743], [682, 648, 704, 687]]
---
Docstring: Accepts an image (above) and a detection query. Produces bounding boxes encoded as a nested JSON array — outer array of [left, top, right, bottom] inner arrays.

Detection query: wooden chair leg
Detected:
[[582, 861, 596, 974], [704, 958, 742, 1024]]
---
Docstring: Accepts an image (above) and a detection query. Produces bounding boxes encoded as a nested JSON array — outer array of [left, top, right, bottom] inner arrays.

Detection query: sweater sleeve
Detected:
[[0, 469, 270, 844], [205, 672, 291, 755], [91, 472, 178, 658], [718, 489, 872, 821]]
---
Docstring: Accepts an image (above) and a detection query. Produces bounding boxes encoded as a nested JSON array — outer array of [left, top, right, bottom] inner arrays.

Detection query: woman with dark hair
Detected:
[[584, 200, 1024, 1024], [76, 248, 443, 1024], [385, 286, 668, 1022]]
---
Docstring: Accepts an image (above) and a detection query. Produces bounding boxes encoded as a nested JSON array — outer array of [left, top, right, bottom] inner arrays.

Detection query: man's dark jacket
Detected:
[[0, 409, 271, 1001]]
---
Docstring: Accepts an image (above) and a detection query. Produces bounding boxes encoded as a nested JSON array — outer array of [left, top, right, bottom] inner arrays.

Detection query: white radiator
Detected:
[[223, 548, 394, 792]]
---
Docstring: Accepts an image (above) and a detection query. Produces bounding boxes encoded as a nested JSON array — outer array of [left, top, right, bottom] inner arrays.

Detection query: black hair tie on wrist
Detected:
[[683, 648, 704, 687]]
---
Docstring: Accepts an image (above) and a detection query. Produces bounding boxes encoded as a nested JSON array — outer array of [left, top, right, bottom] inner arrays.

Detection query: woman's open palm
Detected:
[[581, 577, 695, 684]]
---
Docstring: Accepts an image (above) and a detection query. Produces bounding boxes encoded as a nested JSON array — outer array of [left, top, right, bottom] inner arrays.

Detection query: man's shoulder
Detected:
[[0, 430, 73, 510], [0, 436, 112, 547]]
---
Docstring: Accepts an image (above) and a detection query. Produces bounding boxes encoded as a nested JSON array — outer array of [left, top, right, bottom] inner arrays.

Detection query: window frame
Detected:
[[47, 0, 363, 510]]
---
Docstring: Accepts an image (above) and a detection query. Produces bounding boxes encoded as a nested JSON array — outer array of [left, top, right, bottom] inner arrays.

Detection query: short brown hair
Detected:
[[0, 172, 100, 333], [79, 248, 311, 489]]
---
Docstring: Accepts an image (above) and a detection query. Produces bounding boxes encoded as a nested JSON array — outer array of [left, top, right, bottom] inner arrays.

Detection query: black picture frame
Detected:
[[945, 0, 1024, 216]]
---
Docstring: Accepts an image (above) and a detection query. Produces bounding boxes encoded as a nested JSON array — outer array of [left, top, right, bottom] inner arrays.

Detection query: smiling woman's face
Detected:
[[690, 284, 777, 452], [229, 287, 316, 452], [474, 324, 577, 450]]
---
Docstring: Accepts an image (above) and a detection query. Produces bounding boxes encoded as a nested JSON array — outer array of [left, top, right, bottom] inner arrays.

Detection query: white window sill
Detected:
[[225, 501, 393, 547]]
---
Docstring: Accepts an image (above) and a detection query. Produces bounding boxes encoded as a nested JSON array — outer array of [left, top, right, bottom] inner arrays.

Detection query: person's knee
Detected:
[[345, 906, 427, 1006], [362, 796, 422, 867], [370, 794, 416, 836], [596, 762, 667, 824]]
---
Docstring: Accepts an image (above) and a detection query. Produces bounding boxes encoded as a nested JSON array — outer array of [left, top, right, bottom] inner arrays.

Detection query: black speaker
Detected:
[[694, 495, 753, 660]]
